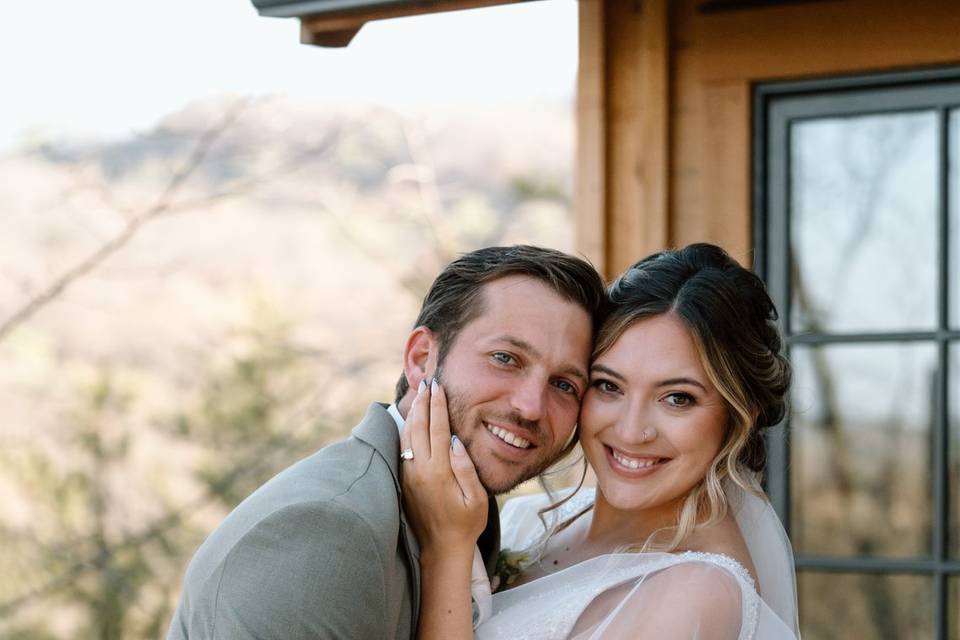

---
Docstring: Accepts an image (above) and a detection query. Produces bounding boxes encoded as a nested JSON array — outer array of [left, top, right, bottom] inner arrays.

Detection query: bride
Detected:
[[400, 243, 801, 639]]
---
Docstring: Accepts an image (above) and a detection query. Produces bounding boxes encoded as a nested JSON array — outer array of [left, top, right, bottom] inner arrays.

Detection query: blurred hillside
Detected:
[[0, 94, 575, 639]]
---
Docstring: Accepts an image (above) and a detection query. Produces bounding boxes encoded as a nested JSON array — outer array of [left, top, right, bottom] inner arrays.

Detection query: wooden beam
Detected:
[[576, 0, 671, 278], [299, 0, 522, 47], [301, 24, 362, 47]]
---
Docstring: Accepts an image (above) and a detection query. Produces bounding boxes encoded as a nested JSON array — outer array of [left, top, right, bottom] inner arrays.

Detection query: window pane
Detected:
[[951, 578, 960, 640], [799, 572, 932, 640], [952, 109, 960, 327], [791, 344, 936, 557], [952, 343, 960, 559], [947, 578, 960, 640], [790, 112, 938, 333]]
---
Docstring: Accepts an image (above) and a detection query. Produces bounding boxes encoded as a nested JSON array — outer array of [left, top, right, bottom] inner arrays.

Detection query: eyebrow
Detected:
[[590, 366, 708, 392], [658, 377, 708, 392], [496, 335, 588, 387], [591, 364, 625, 382]]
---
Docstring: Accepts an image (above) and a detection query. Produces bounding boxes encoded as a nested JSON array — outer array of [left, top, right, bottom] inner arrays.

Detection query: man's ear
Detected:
[[402, 326, 438, 393]]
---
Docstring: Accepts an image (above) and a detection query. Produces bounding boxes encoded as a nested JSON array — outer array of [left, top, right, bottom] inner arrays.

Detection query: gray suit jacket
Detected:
[[168, 403, 499, 640]]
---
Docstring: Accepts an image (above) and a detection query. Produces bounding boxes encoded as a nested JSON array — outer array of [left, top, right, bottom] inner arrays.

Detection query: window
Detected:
[[755, 68, 960, 639]]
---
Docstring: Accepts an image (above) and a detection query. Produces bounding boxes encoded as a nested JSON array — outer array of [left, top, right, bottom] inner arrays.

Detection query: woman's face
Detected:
[[580, 313, 729, 516]]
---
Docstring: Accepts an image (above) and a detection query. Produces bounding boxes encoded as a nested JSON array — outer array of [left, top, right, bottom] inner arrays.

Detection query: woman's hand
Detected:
[[400, 378, 488, 556], [401, 379, 487, 640]]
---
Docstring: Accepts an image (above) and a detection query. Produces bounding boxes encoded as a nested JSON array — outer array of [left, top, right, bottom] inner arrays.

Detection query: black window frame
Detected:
[[753, 65, 960, 640]]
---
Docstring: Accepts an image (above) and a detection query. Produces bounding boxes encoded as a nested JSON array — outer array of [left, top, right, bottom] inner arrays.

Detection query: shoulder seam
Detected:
[[209, 547, 230, 639]]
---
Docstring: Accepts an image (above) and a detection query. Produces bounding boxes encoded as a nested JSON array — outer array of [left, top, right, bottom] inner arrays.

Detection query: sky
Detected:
[[0, 0, 577, 151]]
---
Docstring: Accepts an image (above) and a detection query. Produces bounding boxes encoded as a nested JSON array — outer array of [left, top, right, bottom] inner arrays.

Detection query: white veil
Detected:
[[727, 474, 801, 635]]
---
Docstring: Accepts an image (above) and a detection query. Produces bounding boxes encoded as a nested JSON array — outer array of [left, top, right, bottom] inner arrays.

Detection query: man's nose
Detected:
[[509, 376, 546, 423]]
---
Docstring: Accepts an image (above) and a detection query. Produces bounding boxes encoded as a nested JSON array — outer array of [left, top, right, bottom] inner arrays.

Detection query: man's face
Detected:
[[436, 275, 592, 494]]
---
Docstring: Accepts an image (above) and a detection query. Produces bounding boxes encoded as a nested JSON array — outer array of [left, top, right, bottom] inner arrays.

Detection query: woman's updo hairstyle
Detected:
[[597, 243, 791, 549]]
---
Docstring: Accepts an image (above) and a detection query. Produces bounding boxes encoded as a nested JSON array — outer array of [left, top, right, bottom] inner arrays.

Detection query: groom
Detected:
[[167, 245, 605, 639]]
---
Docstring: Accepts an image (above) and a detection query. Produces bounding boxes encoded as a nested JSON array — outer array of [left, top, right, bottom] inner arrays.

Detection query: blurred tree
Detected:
[[0, 311, 344, 638]]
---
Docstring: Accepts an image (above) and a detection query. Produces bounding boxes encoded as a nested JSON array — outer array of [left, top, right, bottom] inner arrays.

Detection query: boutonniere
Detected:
[[491, 548, 531, 592]]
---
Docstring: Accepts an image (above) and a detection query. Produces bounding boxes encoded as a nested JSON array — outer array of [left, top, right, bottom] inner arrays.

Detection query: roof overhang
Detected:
[[250, 0, 528, 47]]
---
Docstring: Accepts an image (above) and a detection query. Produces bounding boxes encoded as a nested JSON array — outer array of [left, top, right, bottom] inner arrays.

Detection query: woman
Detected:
[[401, 243, 800, 639]]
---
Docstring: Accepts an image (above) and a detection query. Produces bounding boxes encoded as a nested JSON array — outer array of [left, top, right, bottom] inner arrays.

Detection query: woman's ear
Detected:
[[402, 326, 438, 395]]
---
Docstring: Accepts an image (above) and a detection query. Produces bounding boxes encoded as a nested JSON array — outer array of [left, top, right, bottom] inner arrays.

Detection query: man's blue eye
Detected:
[[554, 380, 578, 395], [492, 352, 513, 364]]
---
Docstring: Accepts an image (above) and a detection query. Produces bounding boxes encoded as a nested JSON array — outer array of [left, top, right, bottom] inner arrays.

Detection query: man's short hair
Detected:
[[394, 245, 606, 403]]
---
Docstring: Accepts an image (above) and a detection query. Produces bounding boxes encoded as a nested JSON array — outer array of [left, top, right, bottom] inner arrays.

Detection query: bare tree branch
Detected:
[[0, 97, 252, 343], [396, 113, 457, 262], [151, 132, 342, 217]]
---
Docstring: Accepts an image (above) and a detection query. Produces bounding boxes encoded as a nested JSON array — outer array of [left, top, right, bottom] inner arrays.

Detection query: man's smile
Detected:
[[483, 422, 533, 449]]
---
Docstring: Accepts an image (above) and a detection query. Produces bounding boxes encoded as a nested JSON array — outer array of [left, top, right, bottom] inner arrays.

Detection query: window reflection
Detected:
[[790, 112, 938, 333], [951, 344, 960, 559], [951, 109, 960, 327], [798, 572, 932, 640], [791, 344, 936, 557], [951, 578, 960, 640]]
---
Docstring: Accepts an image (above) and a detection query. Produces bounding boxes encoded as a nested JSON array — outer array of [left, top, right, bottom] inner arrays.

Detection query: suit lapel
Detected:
[[352, 404, 403, 489], [350, 404, 507, 627], [351, 403, 421, 630]]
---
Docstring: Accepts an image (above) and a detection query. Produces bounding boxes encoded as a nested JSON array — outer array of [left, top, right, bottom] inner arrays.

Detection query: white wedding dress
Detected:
[[474, 480, 801, 639]]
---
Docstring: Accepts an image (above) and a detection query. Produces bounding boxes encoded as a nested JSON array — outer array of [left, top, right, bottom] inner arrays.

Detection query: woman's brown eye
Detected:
[[666, 393, 693, 407], [591, 380, 619, 394]]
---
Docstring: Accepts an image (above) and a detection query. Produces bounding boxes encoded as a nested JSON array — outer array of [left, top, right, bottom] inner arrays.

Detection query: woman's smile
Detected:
[[605, 445, 670, 476]]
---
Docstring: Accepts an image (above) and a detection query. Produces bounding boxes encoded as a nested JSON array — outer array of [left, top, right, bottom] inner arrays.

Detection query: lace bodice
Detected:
[[474, 489, 794, 640]]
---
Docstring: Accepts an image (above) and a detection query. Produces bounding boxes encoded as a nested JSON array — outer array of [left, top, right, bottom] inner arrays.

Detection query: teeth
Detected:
[[611, 450, 661, 470], [485, 424, 532, 449]]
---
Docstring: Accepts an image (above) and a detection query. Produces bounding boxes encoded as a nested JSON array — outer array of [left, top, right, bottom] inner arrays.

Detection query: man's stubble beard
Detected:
[[436, 365, 559, 496]]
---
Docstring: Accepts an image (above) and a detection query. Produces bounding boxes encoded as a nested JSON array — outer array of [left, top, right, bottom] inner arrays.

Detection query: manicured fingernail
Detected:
[[418, 379, 426, 393], [451, 435, 466, 456], [431, 378, 439, 393]]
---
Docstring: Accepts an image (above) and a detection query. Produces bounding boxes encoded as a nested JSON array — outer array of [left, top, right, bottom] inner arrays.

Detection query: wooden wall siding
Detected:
[[578, 0, 960, 274]]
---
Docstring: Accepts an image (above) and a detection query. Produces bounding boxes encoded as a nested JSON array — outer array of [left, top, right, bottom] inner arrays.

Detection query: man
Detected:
[[167, 245, 605, 639]]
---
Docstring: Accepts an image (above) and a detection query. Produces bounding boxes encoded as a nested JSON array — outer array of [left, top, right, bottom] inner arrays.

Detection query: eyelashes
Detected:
[[663, 392, 695, 408], [588, 381, 698, 409], [591, 379, 621, 395], [492, 352, 581, 398]]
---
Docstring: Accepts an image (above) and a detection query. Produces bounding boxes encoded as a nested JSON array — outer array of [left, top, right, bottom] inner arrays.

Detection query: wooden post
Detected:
[[575, 0, 608, 275], [576, 0, 671, 279]]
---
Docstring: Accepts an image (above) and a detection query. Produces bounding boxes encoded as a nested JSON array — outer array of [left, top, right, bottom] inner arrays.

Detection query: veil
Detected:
[[727, 474, 801, 634]]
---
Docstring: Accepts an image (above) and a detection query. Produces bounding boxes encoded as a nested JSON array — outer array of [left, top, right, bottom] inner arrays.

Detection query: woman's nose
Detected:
[[615, 400, 654, 445]]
